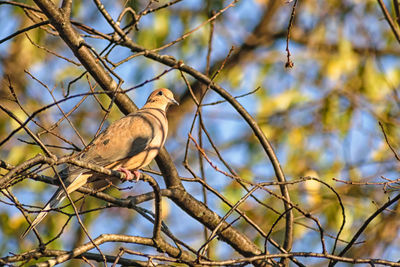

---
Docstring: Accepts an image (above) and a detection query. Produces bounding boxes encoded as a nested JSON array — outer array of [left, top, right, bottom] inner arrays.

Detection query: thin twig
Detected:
[[377, 0, 400, 44], [285, 0, 298, 68], [378, 121, 400, 162], [0, 20, 49, 44]]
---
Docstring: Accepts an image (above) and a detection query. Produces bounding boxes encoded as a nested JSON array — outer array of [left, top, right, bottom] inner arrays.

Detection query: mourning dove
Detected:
[[22, 88, 179, 238]]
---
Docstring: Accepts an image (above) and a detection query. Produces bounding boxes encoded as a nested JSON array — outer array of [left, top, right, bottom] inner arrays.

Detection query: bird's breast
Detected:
[[110, 111, 167, 171]]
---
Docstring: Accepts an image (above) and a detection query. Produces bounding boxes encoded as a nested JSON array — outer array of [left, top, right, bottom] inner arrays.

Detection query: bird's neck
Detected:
[[142, 102, 168, 111]]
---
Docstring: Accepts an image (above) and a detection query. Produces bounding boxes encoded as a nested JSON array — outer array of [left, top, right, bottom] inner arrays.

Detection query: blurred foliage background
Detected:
[[1, 0, 400, 266]]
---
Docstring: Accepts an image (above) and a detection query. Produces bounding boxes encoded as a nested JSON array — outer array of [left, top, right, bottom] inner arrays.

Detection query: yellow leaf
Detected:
[[8, 214, 25, 230], [9, 109, 27, 129], [258, 89, 306, 117], [303, 170, 321, 205], [326, 39, 358, 80], [288, 128, 304, 147], [226, 65, 244, 88], [363, 59, 391, 101], [371, 141, 389, 161], [154, 11, 170, 46]]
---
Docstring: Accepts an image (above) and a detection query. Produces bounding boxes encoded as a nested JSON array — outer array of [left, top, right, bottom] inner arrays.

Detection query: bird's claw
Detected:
[[118, 168, 141, 182]]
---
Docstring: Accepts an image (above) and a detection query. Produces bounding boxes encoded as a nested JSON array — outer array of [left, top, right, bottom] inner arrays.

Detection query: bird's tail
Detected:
[[21, 173, 90, 238], [21, 188, 66, 238]]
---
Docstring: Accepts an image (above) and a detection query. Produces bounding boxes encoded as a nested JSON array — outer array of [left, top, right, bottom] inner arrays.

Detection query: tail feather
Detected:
[[21, 189, 66, 238], [21, 172, 89, 238]]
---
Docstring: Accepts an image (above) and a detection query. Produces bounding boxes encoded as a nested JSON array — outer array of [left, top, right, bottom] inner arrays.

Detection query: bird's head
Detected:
[[145, 88, 179, 110]]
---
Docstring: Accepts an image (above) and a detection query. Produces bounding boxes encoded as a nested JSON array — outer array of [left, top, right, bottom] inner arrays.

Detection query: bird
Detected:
[[21, 88, 179, 238]]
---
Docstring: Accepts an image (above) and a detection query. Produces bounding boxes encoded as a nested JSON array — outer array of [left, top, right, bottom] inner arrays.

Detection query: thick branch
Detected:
[[32, 0, 136, 115]]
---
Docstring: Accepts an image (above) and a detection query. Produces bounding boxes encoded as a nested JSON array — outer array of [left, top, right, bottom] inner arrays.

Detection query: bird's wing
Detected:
[[80, 112, 155, 166], [63, 111, 158, 184]]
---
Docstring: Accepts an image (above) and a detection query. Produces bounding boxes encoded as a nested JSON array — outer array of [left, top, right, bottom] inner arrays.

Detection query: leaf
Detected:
[[326, 39, 358, 81], [303, 170, 322, 206], [258, 89, 307, 117], [362, 59, 392, 101], [154, 11, 170, 46]]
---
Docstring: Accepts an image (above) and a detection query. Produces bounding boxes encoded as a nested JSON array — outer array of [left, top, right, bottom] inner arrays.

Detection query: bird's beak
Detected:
[[168, 97, 179, 106]]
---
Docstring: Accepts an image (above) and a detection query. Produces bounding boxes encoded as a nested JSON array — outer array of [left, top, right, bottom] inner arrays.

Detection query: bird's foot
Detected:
[[133, 170, 141, 181], [118, 167, 141, 182]]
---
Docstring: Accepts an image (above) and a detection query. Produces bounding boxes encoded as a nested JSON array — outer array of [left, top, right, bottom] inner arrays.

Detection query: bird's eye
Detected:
[[158, 91, 163, 96]]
